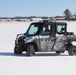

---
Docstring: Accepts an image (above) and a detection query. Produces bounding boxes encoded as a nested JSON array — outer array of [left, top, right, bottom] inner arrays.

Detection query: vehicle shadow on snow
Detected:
[[35, 52, 69, 56], [0, 52, 26, 57], [0, 52, 69, 57]]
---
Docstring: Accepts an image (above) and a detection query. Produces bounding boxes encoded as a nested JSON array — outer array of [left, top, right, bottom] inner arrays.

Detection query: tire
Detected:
[[26, 45, 35, 56], [56, 51, 61, 54], [68, 46, 76, 55], [14, 47, 22, 54], [56, 51, 65, 54]]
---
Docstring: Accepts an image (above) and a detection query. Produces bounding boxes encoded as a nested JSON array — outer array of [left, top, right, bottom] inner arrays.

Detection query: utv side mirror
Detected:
[[24, 33, 26, 35]]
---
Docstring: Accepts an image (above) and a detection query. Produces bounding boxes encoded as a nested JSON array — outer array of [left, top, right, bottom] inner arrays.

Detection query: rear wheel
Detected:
[[26, 45, 35, 56], [56, 51, 65, 54], [14, 47, 22, 54], [68, 46, 76, 55]]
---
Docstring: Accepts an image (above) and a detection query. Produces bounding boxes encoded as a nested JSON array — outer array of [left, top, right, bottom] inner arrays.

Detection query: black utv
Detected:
[[14, 21, 76, 56]]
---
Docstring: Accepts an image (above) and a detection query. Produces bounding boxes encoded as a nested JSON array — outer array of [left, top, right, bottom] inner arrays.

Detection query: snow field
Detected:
[[0, 21, 76, 75]]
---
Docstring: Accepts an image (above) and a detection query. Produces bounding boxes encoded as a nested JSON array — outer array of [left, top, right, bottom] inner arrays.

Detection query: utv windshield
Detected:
[[27, 23, 43, 35]]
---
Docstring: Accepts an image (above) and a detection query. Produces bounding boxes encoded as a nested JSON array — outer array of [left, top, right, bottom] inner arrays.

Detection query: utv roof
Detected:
[[31, 21, 67, 25]]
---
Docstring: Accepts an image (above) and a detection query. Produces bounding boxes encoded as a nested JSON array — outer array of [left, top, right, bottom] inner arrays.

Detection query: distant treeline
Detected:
[[1, 9, 76, 21]]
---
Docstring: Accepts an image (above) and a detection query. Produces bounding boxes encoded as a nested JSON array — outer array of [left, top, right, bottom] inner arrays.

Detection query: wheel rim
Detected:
[[30, 45, 35, 55], [27, 45, 35, 56]]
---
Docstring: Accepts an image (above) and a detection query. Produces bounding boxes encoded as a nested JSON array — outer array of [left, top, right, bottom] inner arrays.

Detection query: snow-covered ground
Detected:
[[0, 21, 76, 75]]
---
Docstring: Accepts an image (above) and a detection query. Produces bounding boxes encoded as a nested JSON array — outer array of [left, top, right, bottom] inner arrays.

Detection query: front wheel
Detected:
[[68, 46, 76, 55], [14, 47, 22, 54], [26, 45, 35, 56]]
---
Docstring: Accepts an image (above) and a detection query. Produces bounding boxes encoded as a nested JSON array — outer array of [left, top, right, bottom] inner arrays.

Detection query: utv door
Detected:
[[53, 23, 67, 51], [39, 23, 55, 52]]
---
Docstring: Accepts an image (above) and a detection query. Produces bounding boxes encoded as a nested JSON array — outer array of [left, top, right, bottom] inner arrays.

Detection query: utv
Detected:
[[14, 21, 76, 56]]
